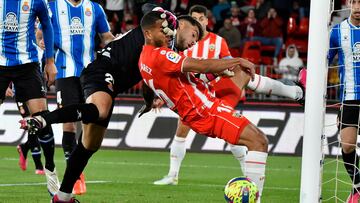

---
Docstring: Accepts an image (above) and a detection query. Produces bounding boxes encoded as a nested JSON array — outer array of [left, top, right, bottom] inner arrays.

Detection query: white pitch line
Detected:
[[0, 180, 111, 187], [0, 157, 345, 174], [0, 179, 348, 194]]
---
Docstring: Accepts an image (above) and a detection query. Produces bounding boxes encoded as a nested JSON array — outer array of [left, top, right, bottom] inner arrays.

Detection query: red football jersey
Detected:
[[139, 45, 219, 122], [183, 32, 231, 59]]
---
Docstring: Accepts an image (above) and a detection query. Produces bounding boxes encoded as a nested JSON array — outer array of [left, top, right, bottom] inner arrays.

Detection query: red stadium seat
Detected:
[[229, 48, 241, 57], [287, 17, 297, 35], [298, 18, 309, 35], [241, 41, 261, 64]]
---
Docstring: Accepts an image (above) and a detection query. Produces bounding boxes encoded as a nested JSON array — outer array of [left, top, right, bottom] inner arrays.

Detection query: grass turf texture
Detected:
[[0, 146, 351, 202]]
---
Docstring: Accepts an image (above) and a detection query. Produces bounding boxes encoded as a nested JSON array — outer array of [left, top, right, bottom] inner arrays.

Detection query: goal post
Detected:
[[300, 0, 331, 202]]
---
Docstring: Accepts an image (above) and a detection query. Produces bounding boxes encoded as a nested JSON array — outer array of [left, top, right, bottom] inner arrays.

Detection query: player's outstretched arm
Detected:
[[182, 57, 255, 80]]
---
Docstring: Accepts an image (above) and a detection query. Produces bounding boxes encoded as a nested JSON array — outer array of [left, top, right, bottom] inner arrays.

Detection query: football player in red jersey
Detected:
[[139, 11, 268, 202]]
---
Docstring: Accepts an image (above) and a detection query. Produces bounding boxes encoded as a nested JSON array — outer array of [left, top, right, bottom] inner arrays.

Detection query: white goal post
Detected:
[[300, 0, 332, 202]]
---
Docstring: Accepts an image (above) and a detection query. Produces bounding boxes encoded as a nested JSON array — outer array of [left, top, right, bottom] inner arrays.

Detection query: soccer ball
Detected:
[[224, 177, 259, 203]]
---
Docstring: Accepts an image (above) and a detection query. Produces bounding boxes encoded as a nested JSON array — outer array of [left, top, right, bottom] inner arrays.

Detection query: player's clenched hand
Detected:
[[44, 58, 57, 87], [238, 58, 255, 81], [39, 39, 45, 50], [138, 98, 165, 117], [152, 98, 164, 113]]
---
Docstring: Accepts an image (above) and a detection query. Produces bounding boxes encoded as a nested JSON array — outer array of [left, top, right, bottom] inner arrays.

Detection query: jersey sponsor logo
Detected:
[[85, 8, 92, 16], [22, 2, 30, 12], [3, 12, 19, 32], [353, 42, 360, 63], [70, 17, 84, 35], [166, 51, 181, 63]]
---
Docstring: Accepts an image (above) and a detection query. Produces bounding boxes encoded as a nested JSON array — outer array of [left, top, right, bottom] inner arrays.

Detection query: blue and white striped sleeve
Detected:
[[94, 3, 110, 34], [34, 0, 54, 59]]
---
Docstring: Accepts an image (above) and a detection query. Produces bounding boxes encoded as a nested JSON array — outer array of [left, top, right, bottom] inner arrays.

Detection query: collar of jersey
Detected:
[[64, 0, 84, 8], [347, 18, 360, 29]]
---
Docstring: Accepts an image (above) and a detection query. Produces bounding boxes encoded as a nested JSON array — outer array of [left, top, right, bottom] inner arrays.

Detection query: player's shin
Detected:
[[244, 151, 268, 200], [33, 110, 55, 172], [247, 74, 303, 100], [62, 131, 77, 165], [60, 140, 96, 194]]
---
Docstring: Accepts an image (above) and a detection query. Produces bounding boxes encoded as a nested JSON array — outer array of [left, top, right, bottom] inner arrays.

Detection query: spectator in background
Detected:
[[255, 0, 271, 20], [212, 0, 231, 30], [276, 45, 303, 85], [230, 3, 242, 30], [239, 9, 258, 41], [252, 7, 283, 65], [218, 18, 242, 49], [105, 0, 125, 34]]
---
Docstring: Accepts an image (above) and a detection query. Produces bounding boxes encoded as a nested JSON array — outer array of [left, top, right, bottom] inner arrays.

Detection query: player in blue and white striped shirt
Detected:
[[0, 0, 59, 196], [37, 0, 113, 196], [328, 0, 360, 201]]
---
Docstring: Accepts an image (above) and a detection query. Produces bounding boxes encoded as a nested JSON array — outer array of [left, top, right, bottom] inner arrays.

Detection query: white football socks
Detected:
[[245, 151, 268, 198], [229, 144, 248, 174], [168, 135, 186, 178], [247, 74, 303, 100], [56, 191, 72, 201]]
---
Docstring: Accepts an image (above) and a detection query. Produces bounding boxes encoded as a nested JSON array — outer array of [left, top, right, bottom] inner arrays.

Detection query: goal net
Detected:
[[301, 0, 359, 202]]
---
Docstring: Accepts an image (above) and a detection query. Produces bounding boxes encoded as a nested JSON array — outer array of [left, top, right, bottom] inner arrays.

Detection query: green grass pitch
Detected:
[[0, 146, 351, 202]]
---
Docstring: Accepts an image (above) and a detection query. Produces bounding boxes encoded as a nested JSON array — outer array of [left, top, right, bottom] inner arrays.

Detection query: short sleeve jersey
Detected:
[[139, 45, 218, 122]]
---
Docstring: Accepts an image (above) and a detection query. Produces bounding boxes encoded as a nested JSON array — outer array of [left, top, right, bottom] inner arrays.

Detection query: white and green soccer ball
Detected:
[[224, 177, 259, 203]]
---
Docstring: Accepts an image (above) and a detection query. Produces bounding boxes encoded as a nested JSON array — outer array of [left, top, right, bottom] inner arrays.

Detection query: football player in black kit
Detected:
[[20, 7, 203, 202]]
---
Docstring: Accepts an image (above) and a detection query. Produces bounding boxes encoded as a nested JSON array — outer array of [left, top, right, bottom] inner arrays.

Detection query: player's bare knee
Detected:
[[342, 144, 356, 154]]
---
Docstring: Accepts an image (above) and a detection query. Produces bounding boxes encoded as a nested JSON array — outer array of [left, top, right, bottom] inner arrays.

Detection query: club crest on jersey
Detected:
[[166, 51, 181, 63], [22, 2, 30, 12], [70, 17, 85, 35], [353, 42, 360, 62], [209, 44, 216, 51], [3, 12, 18, 32], [85, 8, 92, 16]]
